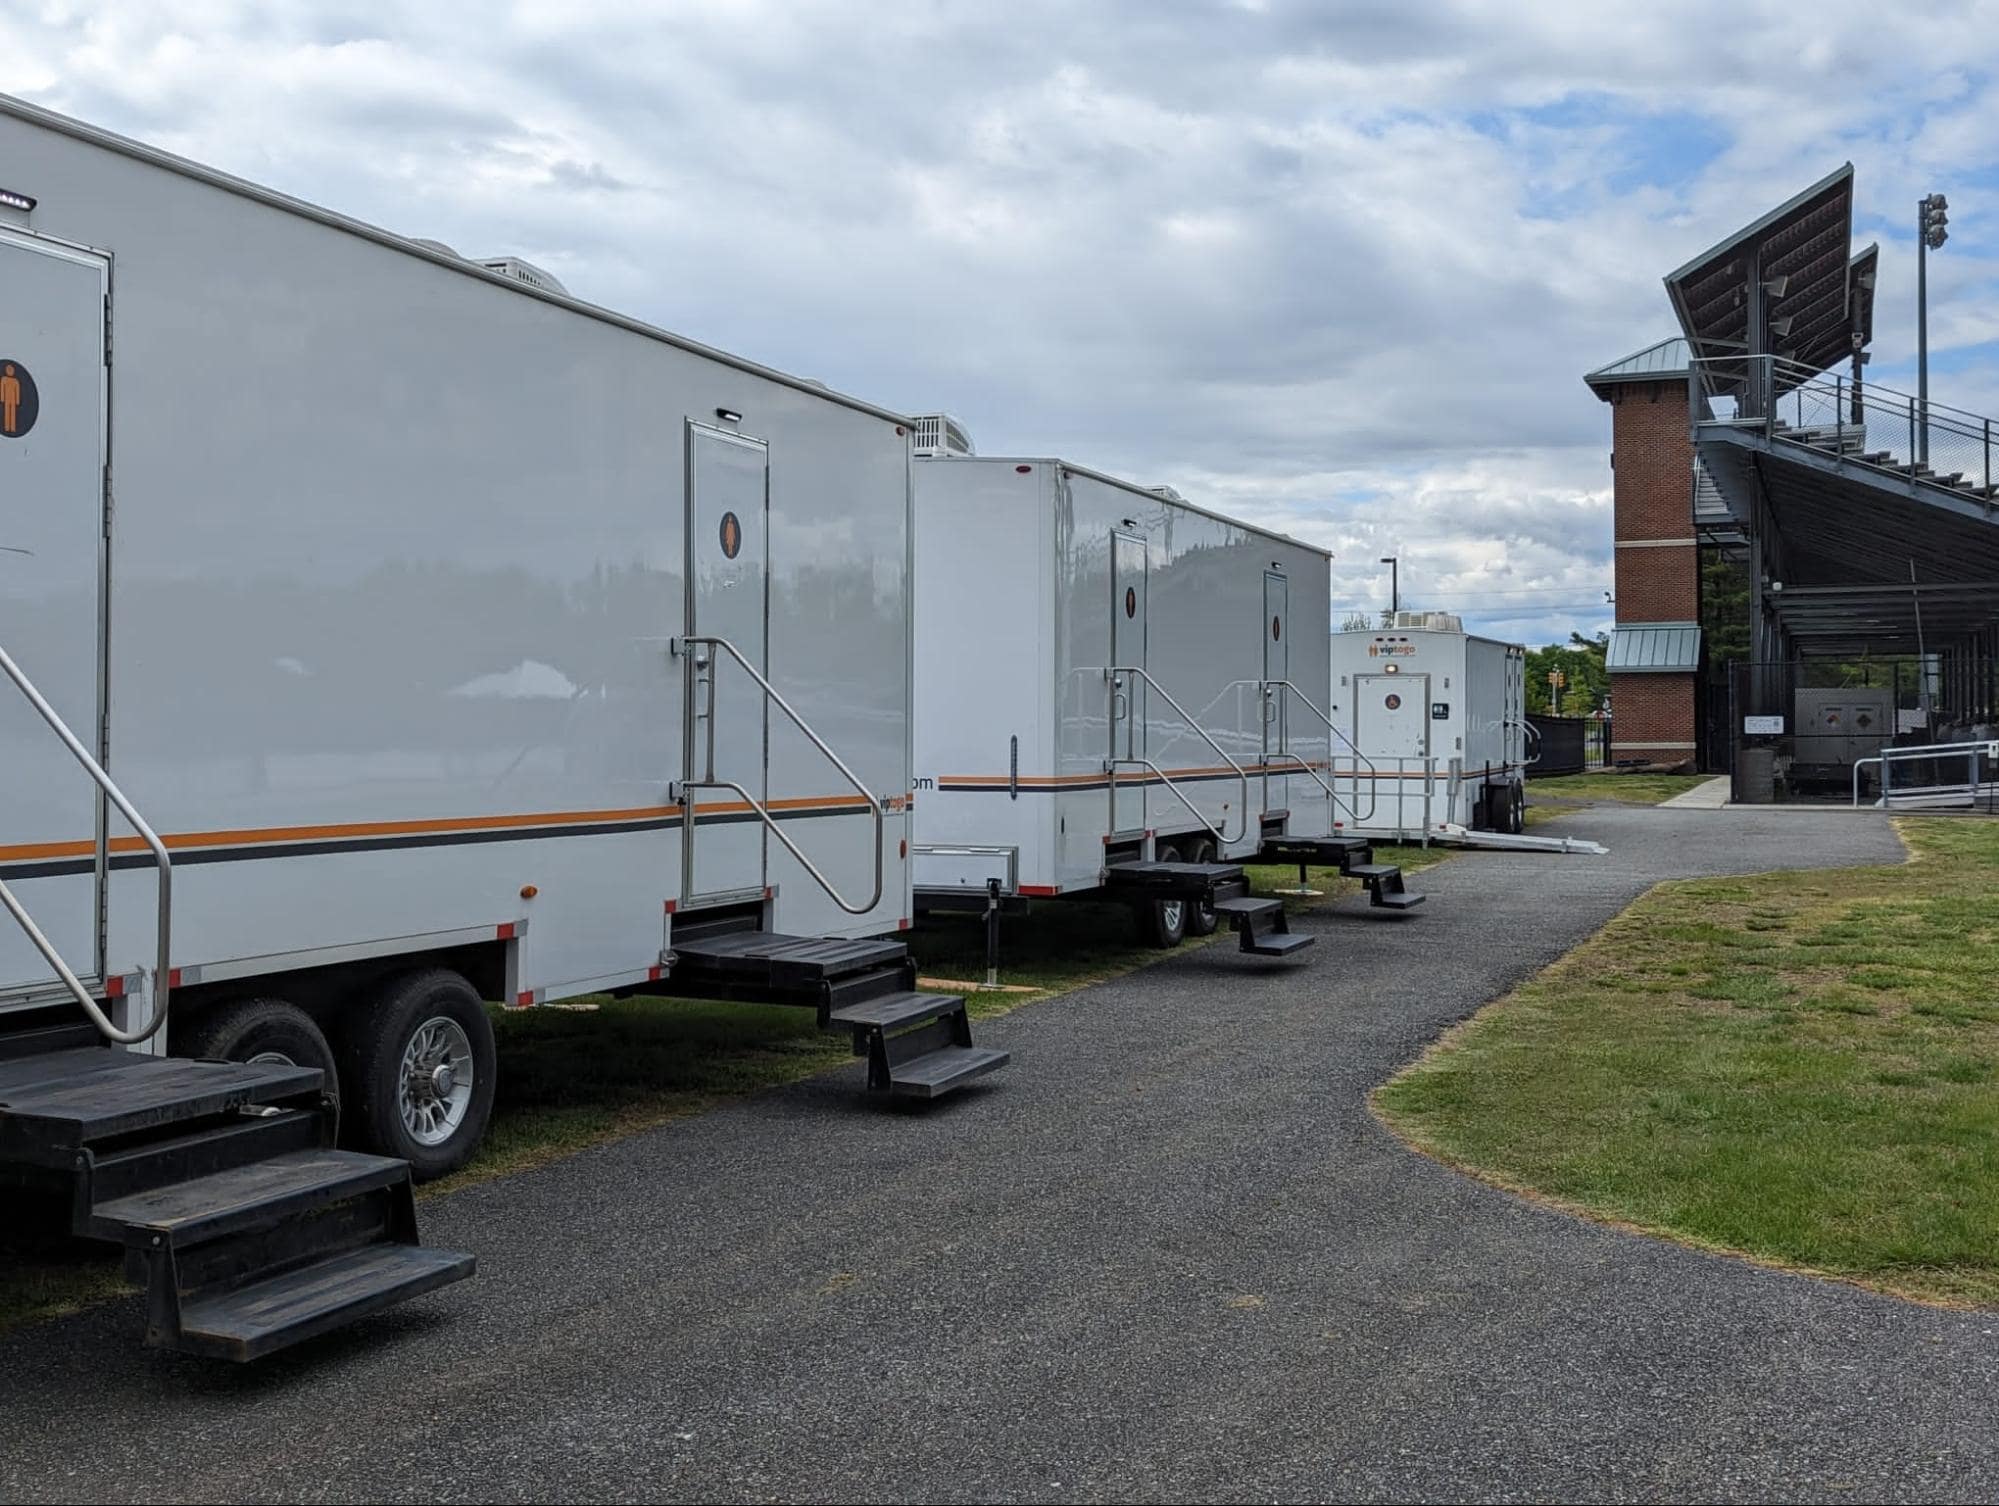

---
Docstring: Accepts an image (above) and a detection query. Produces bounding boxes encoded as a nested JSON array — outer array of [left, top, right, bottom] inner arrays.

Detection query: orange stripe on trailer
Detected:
[[0, 793, 890, 864]]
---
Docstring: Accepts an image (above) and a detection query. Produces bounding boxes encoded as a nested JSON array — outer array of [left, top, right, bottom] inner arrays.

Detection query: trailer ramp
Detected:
[[0, 1021, 472, 1360], [1426, 822, 1608, 855]]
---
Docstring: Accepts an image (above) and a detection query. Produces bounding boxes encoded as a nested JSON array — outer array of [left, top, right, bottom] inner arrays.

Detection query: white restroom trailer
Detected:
[[1327, 617, 1529, 838], [0, 92, 996, 1208], [910, 447, 1348, 949]]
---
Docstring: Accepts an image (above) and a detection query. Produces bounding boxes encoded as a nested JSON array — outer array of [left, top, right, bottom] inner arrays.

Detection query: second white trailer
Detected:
[[910, 448, 1420, 953]]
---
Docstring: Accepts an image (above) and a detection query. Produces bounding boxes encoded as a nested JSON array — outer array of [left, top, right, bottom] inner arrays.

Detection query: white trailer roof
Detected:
[[956, 454, 1333, 562], [0, 92, 912, 430]]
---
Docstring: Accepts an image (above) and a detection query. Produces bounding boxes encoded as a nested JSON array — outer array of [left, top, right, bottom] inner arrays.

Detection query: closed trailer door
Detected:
[[1357, 672, 1429, 826], [0, 230, 108, 1000], [1110, 531, 1147, 835], [682, 423, 770, 905], [1262, 571, 1289, 805]]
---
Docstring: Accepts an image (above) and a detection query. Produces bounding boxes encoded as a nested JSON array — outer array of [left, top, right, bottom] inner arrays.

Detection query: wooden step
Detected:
[[1240, 932, 1314, 956], [828, 992, 963, 1032], [0, 1051, 321, 1153], [172, 1243, 475, 1362], [88, 1149, 409, 1245], [887, 1045, 1009, 1100]]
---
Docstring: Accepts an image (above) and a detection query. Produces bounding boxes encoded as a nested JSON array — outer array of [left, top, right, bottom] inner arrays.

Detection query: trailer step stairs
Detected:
[[1259, 838, 1426, 911], [0, 1043, 472, 1361], [666, 927, 1008, 1099], [1102, 860, 1316, 955]]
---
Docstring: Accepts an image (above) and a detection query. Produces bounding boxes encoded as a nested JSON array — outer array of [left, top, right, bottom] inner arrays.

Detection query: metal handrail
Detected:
[[1516, 718, 1543, 767], [674, 634, 885, 916], [1853, 737, 1997, 808], [1691, 353, 1995, 496], [1105, 664, 1251, 845], [0, 641, 173, 1045], [1261, 679, 1378, 822]]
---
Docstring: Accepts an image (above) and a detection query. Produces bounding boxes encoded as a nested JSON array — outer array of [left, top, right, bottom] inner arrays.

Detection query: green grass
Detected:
[[1374, 816, 1999, 1308], [1529, 772, 1713, 805], [1, 842, 1450, 1331]]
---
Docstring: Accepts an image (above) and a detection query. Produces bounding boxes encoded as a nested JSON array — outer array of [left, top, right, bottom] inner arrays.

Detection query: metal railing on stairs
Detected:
[[1260, 678, 1379, 825], [1692, 353, 1997, 502], [1105, 665, 1251, 846], [1853, 738, 1999, 811], [0, 641, 174, 1045], [671, 634, 886, 916]]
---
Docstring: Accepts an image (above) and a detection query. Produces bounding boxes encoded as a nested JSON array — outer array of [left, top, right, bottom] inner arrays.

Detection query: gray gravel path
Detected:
[[7, 805, 1992, 1504]]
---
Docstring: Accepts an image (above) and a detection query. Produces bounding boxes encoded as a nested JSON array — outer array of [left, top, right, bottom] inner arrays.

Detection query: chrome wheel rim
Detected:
[[246, 1049, 297, 1067], [399, 1016, 474, 1148], [1162, 898, 1185, 933]]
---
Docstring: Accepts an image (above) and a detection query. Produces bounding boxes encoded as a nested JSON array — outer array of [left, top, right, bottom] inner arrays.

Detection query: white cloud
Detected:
[[2, 0, 1995, 648]]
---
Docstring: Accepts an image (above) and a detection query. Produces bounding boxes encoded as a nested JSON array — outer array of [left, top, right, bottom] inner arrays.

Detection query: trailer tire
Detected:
[[176, 998, 340, 1135], [1508, 780, 1527, 834], [1143, 844, 1189, 948], [342, 969, 495, 1181], [1184, 837, 1220, 936]]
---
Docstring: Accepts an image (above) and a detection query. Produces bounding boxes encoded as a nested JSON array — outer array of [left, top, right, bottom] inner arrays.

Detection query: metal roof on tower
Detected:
[[1663, 163, 1871, 388], [1583, 335, 1691, 392]]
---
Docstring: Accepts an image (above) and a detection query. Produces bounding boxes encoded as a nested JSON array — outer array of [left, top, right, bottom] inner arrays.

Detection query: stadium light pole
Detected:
[[1380, 556, 1398, 618], [1917, 192, 1949, 465]]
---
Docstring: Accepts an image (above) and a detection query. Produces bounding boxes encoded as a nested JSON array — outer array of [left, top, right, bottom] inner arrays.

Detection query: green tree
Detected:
[[1526, 632, 1609, 716]]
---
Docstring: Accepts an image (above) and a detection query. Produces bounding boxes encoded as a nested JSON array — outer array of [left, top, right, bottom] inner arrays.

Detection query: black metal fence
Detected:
[[1528, 714, 1612, 776]]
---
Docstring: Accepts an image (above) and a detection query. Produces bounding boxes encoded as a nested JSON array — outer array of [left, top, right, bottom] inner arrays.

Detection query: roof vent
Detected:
[[1389, 610, 1463, 633], [475, 256, 570, 297], [911, 414, 975, 457], [1144, 485, 1188, 504], [410, 237, 461, 258]]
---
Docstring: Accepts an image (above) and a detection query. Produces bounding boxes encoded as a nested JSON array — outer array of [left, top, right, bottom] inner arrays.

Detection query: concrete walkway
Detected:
[[1659, 774, 1732, 808], [9, 806, 1993, 1504]]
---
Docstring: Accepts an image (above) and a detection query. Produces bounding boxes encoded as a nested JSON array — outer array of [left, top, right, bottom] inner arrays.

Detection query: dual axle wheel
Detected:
[[172, 968, 497, 1180]]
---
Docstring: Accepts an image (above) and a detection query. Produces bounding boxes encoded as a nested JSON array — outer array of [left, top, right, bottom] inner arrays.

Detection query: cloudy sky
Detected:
[[5, 2, 1997, 643]]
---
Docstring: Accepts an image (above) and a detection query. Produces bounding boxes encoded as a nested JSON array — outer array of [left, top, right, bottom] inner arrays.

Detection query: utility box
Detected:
[[1792, 687, 1894, 786]]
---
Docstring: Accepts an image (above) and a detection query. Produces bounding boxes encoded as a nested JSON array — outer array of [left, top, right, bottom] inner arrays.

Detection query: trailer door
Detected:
[[1110, 531, 1147, 836], [1356, 672, 1430, 830], [0, 230, 109, 1003], [682, 423, 770, 905], [1262, 571, 1289, 808]]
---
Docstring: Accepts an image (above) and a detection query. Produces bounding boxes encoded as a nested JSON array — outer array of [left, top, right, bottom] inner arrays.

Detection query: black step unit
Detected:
[[1346, 862, 1426, 911], [1100, 859, 1244, 901], [666, 929, 1008, 1102], [1257, 837, 1426, 914], [669, 930, 915, 1009], [0, 1042, 473, 1361], [1211, 894, 1315, 957]]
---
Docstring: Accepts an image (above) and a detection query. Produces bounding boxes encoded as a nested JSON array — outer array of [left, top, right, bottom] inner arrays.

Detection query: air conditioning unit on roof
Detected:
[[1390, 610, 1463, 633], [910, 414, 975, 457]]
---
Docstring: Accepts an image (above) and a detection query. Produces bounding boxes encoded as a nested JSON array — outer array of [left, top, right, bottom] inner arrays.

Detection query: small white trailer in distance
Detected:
[[910, 431, 1423, 958], [1327, 615, 1604, 853], [0, 96, 1002, 1361]]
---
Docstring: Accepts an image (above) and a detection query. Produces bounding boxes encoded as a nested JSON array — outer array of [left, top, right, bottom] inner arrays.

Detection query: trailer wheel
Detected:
[[342, 969, 496, 1181], [1508, 780, 1527, 834], [1184, 837, 1220, 936], [177, 998, 340, 1134], [1143, 844, 1189, 948]]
